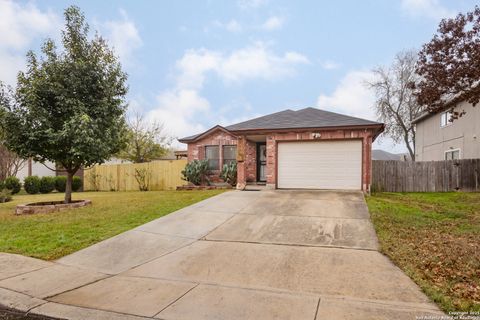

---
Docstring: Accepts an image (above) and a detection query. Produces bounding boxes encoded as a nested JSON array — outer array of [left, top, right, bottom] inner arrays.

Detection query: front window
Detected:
[[445, 149, 460, 160], [223, 145, 237, 166], [205, 146, 219, 170], [440, 111, 453, 127]]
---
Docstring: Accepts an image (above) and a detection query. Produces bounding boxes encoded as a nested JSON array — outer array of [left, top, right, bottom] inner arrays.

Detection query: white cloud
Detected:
[[175, 49, 222, 89], [261, 16, 285, 31], [320, 60, 340, 70], [102, 9, 142, 66], [0, 0, 60, 85], [175, 42, 309, 86], [237, 0, 269, 10], [400, 0, 455, 20], [316, 70, 408, 153], [148, 42, 309, 140], [0, 0, 59, 50], [148, 89, 210, 140], [317, 70, 376, 121]]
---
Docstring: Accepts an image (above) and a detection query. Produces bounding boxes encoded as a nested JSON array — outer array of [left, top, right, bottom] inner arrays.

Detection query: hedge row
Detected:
[[23, 176, 82, 194]]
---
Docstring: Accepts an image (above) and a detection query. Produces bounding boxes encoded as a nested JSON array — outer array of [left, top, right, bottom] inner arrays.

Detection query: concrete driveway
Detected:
[[0, 190, 443, 319]]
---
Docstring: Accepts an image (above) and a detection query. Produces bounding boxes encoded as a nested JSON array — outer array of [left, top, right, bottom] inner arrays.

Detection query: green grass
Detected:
[[0, 190, 225, 260], [366, 192, 480, 312]]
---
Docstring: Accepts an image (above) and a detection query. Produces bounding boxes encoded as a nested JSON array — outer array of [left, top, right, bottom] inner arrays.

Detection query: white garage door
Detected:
[[277, 140, 362, 190]]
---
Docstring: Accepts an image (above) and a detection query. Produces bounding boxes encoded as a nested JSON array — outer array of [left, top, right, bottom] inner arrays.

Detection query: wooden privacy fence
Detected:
[[372, 159, 480, 192], [83, 159, 187, 191]]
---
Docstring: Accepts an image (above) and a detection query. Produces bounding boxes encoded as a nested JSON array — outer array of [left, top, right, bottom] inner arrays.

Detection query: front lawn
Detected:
[[366, 192, 480, 312], [0, 190, 225, 260]]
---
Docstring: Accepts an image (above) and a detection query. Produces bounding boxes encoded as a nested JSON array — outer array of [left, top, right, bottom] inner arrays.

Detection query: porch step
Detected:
[[245, 183, 268, 191]]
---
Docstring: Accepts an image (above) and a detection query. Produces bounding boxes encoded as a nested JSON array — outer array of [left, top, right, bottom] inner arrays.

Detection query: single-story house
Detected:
[[179, 107, 384, 192], [413, 99, 480, 161]]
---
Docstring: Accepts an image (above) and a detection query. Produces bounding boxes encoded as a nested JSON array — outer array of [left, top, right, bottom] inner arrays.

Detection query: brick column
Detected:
[[236, 136, 247, 190], [266, 135, 276, 189], [362, 135, 373, 193]]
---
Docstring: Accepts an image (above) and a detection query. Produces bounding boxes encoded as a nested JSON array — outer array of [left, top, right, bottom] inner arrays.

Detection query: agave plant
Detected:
[[220, 162, 237, 186], [181, 160, 210, 186]]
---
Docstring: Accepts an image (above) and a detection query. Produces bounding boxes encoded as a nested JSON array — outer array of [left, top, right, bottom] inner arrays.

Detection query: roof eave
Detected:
[[228, 123, 384, 135], [177, 125, 235, 143]]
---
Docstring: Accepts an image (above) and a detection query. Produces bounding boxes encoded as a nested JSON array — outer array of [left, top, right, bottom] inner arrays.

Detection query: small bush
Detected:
[[87, 171, 101, 191], [4, 176, 21, 194], [181, 160, 209, 186], [24, 176, 41, 194], [55, 176, 67, 192], [72, 176, 82, 192], [39, 176, 56, 194], [134, 168, 151, 191], [0, 180, 4, 191], [0, 189, 12, 203], [220, 162, 237, 186]]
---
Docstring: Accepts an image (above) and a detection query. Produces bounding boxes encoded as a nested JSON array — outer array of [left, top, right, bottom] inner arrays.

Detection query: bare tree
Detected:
[[0, 89, 26, 180], [366, 50, 423, 161], [0, 147, 26, 181], [117, 112, 173, 163]]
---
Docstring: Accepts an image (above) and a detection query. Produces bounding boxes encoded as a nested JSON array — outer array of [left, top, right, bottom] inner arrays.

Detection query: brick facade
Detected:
[[187, 130, 238, 182], [186, 127, 376, 192]]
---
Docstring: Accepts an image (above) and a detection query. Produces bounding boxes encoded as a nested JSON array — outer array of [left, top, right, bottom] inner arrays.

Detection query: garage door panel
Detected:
[[278, 140, 362, 190]]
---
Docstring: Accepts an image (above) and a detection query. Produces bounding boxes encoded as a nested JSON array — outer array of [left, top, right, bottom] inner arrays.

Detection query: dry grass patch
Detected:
[[366, 192, 480, 312]]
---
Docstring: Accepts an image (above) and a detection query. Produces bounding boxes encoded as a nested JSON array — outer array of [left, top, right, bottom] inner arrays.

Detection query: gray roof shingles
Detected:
[[179, 107, 383, 141]]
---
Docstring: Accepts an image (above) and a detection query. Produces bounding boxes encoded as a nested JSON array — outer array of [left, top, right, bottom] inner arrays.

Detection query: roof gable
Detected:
[[178, 125, 235, 143]]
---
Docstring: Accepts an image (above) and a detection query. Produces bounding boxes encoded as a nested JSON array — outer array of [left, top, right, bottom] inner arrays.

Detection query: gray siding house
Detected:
[[413, 100, 480, 161]]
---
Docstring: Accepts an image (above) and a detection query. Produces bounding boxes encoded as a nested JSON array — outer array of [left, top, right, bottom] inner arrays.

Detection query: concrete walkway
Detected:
[[0, 190, 443, 319]]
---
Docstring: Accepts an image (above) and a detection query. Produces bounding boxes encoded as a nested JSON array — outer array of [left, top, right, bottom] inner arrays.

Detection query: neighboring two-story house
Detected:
[[413, 100, 480, 161]]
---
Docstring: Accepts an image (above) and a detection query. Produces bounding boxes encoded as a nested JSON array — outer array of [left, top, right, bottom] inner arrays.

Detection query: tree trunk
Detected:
[[65, 171, 74, 204], [404, 133, 415, 162]]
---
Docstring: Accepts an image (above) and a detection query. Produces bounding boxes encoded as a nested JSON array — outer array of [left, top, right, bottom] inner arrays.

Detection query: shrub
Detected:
[[4, 176, 21, 194], [24, 176, 41, 194], [181, 160, 209, 186], [39, 176, 56, 194], [220, 162, 237, 186], [87, 171, 102, 191], [0, 189, 12, 203], [134, 168, 151, 191], [55, 176, 67, 192], [72, 176, 82, 192], [0, 180, 4, 191]]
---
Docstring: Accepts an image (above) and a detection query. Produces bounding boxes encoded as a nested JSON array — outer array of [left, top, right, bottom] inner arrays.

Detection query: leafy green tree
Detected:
[[1, 6, 128, 203], [117, 112, 172, 163]]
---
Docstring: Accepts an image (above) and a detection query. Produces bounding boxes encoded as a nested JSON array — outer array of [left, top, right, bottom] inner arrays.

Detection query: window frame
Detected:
[[444, 148, 461, 160], [205, 145, 220, 170], [440, 111, 453, 128], [222, 145, 237, 167]]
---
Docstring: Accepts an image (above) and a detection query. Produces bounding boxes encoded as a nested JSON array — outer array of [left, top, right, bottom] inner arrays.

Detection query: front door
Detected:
[[257, 143, 266, 182]]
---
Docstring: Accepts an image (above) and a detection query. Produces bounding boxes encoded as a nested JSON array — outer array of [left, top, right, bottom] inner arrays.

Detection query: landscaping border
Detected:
[[15, 200, 92, 215]]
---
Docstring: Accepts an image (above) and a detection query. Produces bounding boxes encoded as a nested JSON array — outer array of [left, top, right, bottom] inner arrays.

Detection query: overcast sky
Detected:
[[1, 0, 477, 152]]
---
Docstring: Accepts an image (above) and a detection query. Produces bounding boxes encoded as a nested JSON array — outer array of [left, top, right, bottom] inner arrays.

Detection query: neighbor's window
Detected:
[[445, 149, 460, 160], [223, 145, 237, 166], [440, 111, 453, 127], [205, 146, 219, 170]]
